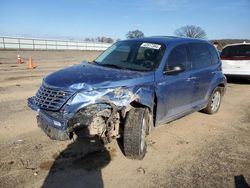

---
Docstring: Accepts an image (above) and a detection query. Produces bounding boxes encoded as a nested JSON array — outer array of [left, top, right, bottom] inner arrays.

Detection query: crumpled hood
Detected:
[[44, 61, 154, 90]]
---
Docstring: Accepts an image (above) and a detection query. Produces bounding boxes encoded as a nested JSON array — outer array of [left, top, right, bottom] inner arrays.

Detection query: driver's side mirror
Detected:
[[163, 65, 185, 75]]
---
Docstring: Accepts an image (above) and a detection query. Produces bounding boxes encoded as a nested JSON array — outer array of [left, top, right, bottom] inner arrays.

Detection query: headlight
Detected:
[[109, 88, 133, 101], [69, 83, 93, 91], [69, 87, 135, 106]]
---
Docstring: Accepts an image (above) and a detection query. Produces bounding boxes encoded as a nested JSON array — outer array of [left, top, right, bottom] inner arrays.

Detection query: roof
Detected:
[[125, 36, 208, 45], [223, 42, 250, 49]]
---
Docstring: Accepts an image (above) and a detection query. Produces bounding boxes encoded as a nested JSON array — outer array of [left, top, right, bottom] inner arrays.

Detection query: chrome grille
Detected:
[[34, 83, 73, 111]]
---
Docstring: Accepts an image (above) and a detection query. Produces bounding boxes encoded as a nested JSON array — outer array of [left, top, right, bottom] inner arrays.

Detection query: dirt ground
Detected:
[[0, 50, 249, 188]]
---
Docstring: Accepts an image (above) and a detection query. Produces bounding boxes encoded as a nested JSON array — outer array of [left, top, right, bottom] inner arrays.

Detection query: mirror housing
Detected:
[[163, 65, 185, 75]]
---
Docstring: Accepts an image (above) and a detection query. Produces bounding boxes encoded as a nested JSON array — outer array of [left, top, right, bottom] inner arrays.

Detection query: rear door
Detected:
[[188, 43, 214, 105]]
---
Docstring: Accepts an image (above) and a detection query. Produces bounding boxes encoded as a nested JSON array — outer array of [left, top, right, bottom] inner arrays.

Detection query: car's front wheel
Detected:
[[202, 87, 222, 114], [123, 107, 150, 160]]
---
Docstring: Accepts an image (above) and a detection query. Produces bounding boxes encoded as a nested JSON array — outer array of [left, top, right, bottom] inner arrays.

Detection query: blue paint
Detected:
[[28, 36, 226, 136]]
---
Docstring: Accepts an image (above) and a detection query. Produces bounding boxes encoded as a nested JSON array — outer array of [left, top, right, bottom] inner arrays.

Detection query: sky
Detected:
[[0, 0, 250, 40]]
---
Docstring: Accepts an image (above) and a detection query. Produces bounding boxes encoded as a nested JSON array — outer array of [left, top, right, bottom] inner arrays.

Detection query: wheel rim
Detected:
[[140, 117, 147, 152], [211, 91, 221, 112]]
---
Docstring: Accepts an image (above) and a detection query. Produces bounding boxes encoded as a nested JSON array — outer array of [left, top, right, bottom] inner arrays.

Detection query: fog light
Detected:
[[53, 120, 62, 127]]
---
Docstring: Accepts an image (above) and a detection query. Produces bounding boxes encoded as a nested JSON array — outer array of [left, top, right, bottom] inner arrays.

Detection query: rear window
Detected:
[[208, 45, 219, 64], [221, 45, 250, 59], [189, 43, 212, 69]]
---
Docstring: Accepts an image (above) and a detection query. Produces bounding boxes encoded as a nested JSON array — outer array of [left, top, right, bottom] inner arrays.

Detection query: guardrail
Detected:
[[0, 36, 112, 51]]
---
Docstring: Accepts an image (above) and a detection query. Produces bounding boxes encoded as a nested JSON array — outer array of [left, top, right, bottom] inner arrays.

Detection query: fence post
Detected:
[[3, 37, 5, 49], [32, 39, 35, 50], [18, 38, 21, 50]]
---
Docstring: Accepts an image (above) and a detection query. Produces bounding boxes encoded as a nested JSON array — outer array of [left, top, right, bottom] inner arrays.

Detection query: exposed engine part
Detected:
[[88, 116, 106, 135], [68, 103, 122, 143], [88, 106, 121, 143]]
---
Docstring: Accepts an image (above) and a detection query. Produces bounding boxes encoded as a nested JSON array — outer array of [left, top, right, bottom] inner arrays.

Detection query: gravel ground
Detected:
[[0, 50, 249, 188]]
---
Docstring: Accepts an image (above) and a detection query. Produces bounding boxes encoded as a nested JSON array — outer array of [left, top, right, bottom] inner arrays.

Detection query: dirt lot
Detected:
[[0, 50, 250, 188]]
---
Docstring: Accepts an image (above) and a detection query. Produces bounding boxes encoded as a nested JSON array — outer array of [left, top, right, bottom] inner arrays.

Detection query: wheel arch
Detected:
[[129, 91, 158, 128], [217, 83, 226, 96]]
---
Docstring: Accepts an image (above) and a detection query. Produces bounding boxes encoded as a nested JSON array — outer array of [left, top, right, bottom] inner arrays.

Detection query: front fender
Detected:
[[63, 84, 155, 119], [132, 85, 155, 110]]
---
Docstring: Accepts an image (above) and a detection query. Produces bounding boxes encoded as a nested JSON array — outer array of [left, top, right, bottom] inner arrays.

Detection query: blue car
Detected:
[[28, 36, 226, 160]]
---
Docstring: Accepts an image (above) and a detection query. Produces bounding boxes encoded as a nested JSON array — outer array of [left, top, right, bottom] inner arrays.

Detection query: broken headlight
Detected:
[[69, 83, 93, 91], [69, 87, 135, 107]]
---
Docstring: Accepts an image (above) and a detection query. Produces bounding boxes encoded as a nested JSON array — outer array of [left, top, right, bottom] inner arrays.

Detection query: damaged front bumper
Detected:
[[27, 84, 154, 141], [37, 113, 71, 141], [28, 96, 116, 141], [28, 97, 71, 141]]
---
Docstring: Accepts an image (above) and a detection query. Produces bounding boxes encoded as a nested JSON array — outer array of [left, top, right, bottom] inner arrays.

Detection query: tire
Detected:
[[202, 87, 222, 114], [123, 108, 149, 160]]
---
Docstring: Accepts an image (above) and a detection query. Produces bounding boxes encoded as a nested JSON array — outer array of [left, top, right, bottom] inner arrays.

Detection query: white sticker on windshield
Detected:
[[141, 43, 162, 50]]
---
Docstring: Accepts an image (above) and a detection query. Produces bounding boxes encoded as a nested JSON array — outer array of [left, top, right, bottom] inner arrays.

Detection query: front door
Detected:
[[155, 44, 193, 124]]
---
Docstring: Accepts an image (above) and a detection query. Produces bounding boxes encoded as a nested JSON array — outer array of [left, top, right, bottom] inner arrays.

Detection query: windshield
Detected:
[[221, 45, 250, 59], [95, 41, 166, 71]]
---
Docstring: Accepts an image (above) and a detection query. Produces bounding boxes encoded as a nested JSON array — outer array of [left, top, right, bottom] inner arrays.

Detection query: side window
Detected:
[[208, 44, 219, 64], [167, 45, 188, 70], [189, 43, 212, 69]]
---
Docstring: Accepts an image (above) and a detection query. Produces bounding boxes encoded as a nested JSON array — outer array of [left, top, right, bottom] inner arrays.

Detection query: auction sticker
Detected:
[[141, 43, 161, 49]]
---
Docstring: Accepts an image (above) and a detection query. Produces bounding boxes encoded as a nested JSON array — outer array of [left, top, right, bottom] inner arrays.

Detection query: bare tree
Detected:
[[174, 25, 207, 39], [84, 37, 114, 43], [126, 30, 144, 39], [96, 37, 114, 43], [105, 37, 114, 43], [84, 38, 95, 42]]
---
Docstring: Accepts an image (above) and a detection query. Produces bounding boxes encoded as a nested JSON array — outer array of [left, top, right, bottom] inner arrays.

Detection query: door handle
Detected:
[[186, 77, 197, 81]]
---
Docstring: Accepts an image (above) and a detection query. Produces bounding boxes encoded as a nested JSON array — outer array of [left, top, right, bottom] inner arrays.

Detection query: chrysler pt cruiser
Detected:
[[28, 37, 226, 159]]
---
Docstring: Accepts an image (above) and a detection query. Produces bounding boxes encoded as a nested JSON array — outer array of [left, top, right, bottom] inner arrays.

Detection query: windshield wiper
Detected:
[[91, 60, 99, 64], [101, 63, 124, 69], [96, 63, 149, 72]]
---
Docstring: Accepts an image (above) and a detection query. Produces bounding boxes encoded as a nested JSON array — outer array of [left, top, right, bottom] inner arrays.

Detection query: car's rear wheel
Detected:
[[123, 108, 149, 160], [202, 87, 222, 114]]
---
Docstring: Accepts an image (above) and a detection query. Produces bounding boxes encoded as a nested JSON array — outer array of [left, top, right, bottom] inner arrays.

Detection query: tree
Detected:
[[84, 38, 95, 42], [105, 37, 114, 43], [126, 30, 144, 39], [84, 37, 114, 43], [174, 25, 207, 39], [96, 37, 114, 43]]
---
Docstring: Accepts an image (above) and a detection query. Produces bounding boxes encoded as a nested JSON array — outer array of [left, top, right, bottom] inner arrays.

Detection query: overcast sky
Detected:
[[0, 0, 250, 40]]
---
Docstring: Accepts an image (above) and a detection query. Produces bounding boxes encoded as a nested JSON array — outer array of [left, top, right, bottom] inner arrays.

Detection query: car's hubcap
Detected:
[[140, 117, 147, 152], [211, 91, 221, 112]]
